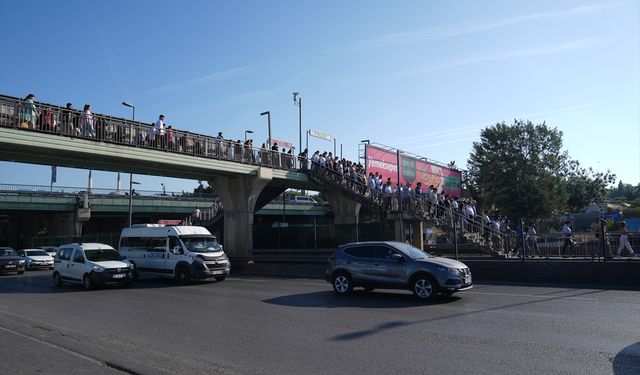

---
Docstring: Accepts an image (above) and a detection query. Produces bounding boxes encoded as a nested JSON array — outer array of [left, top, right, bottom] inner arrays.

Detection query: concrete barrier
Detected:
[[232, 257, 640, 287]]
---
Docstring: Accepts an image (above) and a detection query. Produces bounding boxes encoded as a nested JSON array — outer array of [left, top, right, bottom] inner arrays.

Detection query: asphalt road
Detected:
[[0, 271, 639, 375]]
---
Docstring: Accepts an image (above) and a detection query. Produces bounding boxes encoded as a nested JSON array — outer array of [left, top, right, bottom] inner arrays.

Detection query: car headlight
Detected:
[[92, 265, 106, 272], [18, 260, 25, 264]]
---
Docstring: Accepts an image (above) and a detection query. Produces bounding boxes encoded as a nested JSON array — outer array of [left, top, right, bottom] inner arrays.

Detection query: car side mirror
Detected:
[[391, 253, 404, 262]]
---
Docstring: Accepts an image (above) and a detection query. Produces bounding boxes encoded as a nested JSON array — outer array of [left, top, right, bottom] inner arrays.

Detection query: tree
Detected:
[[467, 120, 568, 220], [608, 181, 640, 201], [564, 160, 616, 212]]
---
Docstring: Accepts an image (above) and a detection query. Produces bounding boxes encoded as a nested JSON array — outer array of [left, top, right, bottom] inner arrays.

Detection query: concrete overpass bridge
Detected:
[[0, 93, 362, 257], [0, 184, 331, 248]]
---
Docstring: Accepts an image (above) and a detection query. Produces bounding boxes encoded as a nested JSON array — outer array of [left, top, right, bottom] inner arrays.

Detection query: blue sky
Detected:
[[0, 0, 638, 193]]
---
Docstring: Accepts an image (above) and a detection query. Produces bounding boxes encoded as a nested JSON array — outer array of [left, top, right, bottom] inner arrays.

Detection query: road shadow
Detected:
[[320, 288, 605, 342], [476, 280, 640, 292], [263, 289, 460, 309], [613, 342, 640, 374], [0, 272, 221, 294]]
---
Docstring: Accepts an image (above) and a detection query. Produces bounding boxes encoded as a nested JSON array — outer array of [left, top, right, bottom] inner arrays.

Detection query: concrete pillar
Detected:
[[325, 190, 362, 225], [393, 217, 424, 249], [212, 168, 272, 259]]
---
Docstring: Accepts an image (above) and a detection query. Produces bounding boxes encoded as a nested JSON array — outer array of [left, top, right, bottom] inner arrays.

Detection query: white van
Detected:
[[118, 224, 230, 283], [288, 195, 318, 204]]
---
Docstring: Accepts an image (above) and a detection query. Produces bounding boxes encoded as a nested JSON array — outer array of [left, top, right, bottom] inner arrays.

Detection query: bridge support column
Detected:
[[325, 190, 362, 225], [213, 168, 273, 259]]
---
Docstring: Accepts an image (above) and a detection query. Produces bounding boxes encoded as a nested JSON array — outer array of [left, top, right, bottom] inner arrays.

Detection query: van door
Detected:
[[56, 247, 74, 280], [144, 237, 169, 274], [68, 249, 86, 281], [165, 236, 182, 275]]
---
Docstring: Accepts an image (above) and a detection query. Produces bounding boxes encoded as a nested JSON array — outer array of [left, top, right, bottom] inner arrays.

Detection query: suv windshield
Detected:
[[393, 243, 432, 260], [84, 249, 124, 262], [0, 249, 16, 257], [181, 236, 222, 253]]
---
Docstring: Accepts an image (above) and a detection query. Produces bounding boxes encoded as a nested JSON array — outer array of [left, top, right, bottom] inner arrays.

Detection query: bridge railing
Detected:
[[0, 183, 217, 200], [0, 94, 299, 171]]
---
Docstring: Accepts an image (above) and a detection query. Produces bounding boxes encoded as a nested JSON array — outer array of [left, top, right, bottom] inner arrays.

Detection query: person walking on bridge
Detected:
[[616, 222, 636, 258], [562, 220, 575, 257], [80, 104, 95, 138]]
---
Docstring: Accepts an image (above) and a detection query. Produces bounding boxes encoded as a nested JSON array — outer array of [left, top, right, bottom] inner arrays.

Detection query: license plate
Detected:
[[5, 265, 15, 268], [210, 270, 224, 275], [464, 276, 471, 284], [112, 273, 127, 279]]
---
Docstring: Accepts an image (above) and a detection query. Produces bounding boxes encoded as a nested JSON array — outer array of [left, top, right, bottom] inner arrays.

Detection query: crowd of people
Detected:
[[5, 94, 637, 259], [3, 94, 300, 170]]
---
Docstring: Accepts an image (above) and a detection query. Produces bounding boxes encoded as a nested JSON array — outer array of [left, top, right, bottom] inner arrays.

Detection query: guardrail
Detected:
[[0, 94, 301, 171], [0, 183, 216, 198]]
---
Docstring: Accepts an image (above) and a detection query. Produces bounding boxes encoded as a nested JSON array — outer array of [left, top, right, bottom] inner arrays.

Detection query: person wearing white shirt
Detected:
[[155, 115, 166, 148], [562, 220, 574, 257]]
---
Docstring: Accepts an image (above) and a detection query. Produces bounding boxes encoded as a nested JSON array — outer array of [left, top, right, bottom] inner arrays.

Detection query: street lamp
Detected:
[[260, 111, 271, 148], [128, 177, 141, 227], [122, 101, 136, 211], [293, 92, 302, 152], [244, 129, 254, 142], [122, 101, 135, 121]]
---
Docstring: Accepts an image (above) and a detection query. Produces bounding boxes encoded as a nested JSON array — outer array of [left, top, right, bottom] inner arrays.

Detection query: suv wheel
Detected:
[[53, 272, 63, 287], [412, 275, 437, 301], [332, 273, 353, 295], [175, 266, 191, 284], [82, 274, 93, 290]]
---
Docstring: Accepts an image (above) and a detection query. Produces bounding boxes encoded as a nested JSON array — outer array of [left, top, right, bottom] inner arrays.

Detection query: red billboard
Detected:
[[365, 145, 462, 197]]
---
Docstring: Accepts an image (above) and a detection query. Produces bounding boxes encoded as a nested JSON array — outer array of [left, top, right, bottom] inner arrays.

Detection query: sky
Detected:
[[0, 0, 638, 193]]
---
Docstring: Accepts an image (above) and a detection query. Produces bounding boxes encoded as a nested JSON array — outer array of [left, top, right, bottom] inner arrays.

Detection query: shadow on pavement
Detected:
[[613, 342, 640, 374], [263, 289, 460, 309], [0, 272, 219, 294]]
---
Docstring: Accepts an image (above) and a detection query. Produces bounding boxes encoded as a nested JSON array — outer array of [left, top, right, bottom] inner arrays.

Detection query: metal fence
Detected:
[[500, 231, 639, 259], [0, 94, 302, 171], [0, 183, 217, 200]]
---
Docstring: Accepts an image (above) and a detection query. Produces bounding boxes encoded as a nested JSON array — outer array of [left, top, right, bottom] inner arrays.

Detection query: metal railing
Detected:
[[0, 94, 299, 171], [502, 231, 640, 259], [0, 183, 216, 200], [309, 163, 506, 253]]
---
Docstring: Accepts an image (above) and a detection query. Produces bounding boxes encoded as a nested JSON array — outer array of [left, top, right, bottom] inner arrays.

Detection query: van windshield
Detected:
[[84, 249, 124, 262], [180, 236, 222, 253]]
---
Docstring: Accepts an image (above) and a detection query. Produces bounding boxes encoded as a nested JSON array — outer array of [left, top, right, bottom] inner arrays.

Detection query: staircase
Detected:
[[307, 165, 506, 256]]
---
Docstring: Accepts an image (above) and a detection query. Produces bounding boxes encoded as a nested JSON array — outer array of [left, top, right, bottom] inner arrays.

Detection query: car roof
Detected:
[[339, 241, 400, 249], [58, 243, 116, 250]]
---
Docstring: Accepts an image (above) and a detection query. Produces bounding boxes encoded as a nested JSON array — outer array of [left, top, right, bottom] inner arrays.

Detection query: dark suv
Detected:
[[325, 241, 472, 301]]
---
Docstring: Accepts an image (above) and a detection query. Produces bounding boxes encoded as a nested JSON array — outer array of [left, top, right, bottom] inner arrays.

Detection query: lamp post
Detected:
[[122, 101, 139, 227], [293, 92, 302, 152], [260, 111, 271, 148], [244, 130, 254, 142], [128, 177, 141, 227], [122, 101, 135, 121]]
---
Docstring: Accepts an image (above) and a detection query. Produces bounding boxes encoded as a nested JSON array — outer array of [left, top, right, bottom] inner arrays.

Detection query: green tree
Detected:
[[564, 160, 616, 212], [608, 181, 639, 201], [467, 120, 568, 219]]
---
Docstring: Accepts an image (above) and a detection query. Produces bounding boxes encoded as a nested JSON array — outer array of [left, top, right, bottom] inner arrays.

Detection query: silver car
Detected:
[[325, 241, 472, 301]]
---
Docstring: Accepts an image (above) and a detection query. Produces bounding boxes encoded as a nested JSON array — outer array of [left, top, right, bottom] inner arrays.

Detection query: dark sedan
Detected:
[[0, 248, 26, 274]]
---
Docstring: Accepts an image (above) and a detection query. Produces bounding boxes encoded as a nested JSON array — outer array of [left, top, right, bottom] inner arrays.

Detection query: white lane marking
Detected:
[[465, 291, 596, 301], [0, 325, 107, 366]]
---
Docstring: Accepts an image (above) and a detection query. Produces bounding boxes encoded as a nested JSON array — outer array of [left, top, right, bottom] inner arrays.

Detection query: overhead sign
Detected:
[[308, 129, 334, 142], [365, 145, 462, 197], [270, 139, 294, 149]]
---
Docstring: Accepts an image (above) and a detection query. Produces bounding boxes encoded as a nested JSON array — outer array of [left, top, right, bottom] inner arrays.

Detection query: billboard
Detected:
[[365, 145, 462, 197]]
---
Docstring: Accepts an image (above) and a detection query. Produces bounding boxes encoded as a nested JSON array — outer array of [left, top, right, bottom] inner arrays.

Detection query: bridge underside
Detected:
[[0, 128, 318, 191]]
